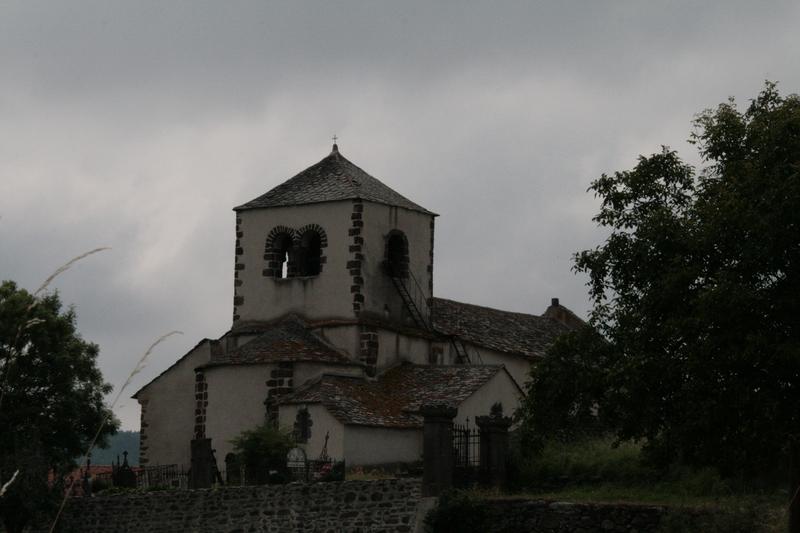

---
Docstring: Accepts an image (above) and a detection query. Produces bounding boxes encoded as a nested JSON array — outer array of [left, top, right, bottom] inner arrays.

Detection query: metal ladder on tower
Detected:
[[386, 264, 432, 331], [450, 337, 473, 365], [385, 262, 477, 365]]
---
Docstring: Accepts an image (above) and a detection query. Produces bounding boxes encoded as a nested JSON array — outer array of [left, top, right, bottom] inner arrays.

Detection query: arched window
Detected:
[[272, 233, 294, 279], [293, 407, 312, 443], [385, 231, 409, 278], [264, 224, 326, 280], [297, 230, 322, 277]]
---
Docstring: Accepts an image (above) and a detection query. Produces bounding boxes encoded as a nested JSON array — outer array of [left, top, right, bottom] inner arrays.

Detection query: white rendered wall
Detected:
[[235, 201, 435, 327], [344, 426, 423, 466], [360, 203, 434, 323], [135, 340, 211, 469], [278, 403, 344, 461], [471, 347, 532, 392], [375, 328, 431, 370], [439, 342, 533, 390], [313, 324, 361, 360], [235, 202, 354, 323], [203, 364, 275, 462], [456, 371, 523, 426]]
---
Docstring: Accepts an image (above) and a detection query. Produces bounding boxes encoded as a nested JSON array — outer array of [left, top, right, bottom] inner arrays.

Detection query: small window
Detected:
[[297, 231, 322, 277], [385, 231, 409, 278], [293, 407, 313, 443]]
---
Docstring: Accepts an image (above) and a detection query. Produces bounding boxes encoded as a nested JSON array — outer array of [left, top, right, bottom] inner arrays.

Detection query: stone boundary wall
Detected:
[[43, 479, 421, 533], [485, 499, 668, 533]]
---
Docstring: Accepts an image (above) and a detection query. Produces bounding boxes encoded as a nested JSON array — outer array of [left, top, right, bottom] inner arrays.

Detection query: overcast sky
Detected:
[[2, 1, 799, 430]]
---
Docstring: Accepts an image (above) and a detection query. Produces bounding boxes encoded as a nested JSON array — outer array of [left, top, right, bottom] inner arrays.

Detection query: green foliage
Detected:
[[0, 280, 118, 532], [424, 490, 490, 533], [510, 437, 655, 490], [0, 436, 56, 533], [508, 436, 788, 522], [521, 82, 800, 478], [90, 477, 112, 493], [516, 326, 612, 452], [507, 437, 784, 532], [230, 423, 294, 485]]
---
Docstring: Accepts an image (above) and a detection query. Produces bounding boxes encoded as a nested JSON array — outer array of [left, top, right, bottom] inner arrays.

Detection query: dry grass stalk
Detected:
[[49, 330, 183, 533], [31, 247, 110, 300], [0, 470, 19, 498]]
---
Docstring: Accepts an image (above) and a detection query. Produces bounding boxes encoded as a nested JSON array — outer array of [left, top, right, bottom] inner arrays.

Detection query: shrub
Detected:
[[510, 436, 657, 490], [229, 423, 294, 485], [90, 477, 111, 493], [424, 490, 489, 533]]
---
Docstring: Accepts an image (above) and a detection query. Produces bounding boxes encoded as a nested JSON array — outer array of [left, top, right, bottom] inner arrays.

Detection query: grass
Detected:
[[346, 468, 396, 481], [504, 436, 788, 532], [514, 436, 654, 486], [346, 462, 422, 480]]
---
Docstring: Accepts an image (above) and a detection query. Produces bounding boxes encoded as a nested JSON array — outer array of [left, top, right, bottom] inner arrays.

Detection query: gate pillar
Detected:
[[421, 403, 457, 497], [476, 403, 513, 488], [189, 438, 215, 489]]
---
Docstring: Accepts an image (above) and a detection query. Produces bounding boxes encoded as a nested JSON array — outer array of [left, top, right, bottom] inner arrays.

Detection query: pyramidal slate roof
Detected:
[[234, 144, 435, 215]]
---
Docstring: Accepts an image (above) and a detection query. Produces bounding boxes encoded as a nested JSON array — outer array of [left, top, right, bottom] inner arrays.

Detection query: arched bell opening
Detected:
[[385, 230, 409, 279]]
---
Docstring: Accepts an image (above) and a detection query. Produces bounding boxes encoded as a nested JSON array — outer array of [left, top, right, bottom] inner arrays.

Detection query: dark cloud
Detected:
[[2, 1, 799, 428]]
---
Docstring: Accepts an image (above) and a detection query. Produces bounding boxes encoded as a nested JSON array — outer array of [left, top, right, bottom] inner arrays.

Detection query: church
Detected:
[[133, 143, 582, 469]]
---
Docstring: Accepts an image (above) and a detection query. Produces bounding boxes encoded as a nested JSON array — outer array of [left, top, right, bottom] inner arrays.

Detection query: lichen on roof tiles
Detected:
[[279, 363, 504, 428]]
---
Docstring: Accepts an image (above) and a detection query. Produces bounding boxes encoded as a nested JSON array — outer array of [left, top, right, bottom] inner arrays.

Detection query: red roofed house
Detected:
[[133, 144, 582, 469]]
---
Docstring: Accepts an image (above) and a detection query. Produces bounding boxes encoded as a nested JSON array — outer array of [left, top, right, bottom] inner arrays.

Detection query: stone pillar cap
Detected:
[[419, 403, 458, 418], [475, 414, 513, 429]]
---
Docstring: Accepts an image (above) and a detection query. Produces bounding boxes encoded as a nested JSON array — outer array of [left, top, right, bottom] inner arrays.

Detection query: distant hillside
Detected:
[[89, 430, 140, 466]]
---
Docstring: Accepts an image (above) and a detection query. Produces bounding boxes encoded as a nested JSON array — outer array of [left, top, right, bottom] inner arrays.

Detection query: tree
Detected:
[[0, 280, 117, 532], [516, 324, 613, 451], [522, 82, 800, 481], [230, 423, 294, 485]]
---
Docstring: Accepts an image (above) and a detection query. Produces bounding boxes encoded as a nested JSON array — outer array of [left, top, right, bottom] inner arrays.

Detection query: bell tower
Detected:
[[231, 144, 437, 330]]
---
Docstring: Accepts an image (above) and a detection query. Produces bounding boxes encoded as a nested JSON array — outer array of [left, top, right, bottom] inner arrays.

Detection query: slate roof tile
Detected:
[[206, 316, 356, 367], [279, 363, 505, 428], [234, 145, 434, 215], [432, 297, 577, 360]]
